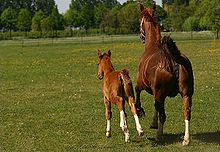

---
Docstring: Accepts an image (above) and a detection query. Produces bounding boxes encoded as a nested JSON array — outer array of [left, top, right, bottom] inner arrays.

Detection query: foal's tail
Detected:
[[120, 69, 135, 99]]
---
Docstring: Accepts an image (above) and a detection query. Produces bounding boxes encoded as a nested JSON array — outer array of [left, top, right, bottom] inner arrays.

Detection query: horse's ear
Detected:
[[98, 50, 102, 57], [152, 1, 156, 12], [139, 3, 145, 12], [108, 50, 111, 57]]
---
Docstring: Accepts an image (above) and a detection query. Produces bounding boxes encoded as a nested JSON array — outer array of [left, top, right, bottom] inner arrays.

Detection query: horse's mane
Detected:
[[161, 36, 181, 60], [158, 36, 181, 73]]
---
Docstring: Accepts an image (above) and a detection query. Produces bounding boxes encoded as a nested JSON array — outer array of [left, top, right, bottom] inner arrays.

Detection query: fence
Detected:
[[0, 31, 217, 47]]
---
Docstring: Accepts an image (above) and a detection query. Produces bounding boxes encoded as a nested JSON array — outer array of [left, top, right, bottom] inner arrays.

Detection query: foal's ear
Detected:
[[98, 49, 102, 57], [108, 50, 111, 57]]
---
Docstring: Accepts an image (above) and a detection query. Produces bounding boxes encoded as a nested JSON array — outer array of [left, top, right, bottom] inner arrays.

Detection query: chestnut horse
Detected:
[[97, 50, 144, 142], [135, 2, 194, 145]]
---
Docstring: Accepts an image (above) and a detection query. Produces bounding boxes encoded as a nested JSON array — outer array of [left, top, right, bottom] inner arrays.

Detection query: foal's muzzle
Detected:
[[98, 73, 104, 80]]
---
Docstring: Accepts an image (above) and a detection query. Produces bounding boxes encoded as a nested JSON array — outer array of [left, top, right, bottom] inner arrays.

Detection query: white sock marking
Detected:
[[106, 120, 110, 132]]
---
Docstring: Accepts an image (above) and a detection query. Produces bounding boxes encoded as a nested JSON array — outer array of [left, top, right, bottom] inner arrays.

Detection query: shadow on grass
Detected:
[[147, 133, 183, 146], [144, 131, 220, 146], [192, 131, 220, 145]]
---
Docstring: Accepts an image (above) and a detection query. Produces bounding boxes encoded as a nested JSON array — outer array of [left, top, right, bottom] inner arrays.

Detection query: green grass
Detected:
[[0, 35, 219, 151]]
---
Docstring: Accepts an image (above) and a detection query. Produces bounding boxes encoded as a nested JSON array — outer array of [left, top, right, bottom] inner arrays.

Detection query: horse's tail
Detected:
[[120, 69, 135, 99], [161, 36, 181, 60]]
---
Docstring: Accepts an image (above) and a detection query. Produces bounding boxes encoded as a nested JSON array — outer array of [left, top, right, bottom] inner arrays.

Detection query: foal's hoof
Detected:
[[125, 133, 130, 142], [137, 107, 145, 118]]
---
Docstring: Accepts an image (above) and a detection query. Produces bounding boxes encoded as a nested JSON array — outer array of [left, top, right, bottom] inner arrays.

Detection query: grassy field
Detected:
[[0, 35, 219, 151]]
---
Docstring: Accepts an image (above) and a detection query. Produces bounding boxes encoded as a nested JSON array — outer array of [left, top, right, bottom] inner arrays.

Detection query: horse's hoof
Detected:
[[137, 107, 145, 118], [150, 125, 158, 129], [182, 139, 190, 146], [106, 131, 111, 138], [155, 135, 163, 142], [139, 130, 144, 137]]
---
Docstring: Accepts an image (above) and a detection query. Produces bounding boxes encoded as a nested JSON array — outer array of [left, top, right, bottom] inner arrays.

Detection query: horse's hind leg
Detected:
[[182, 95, 192, 146], [128, 97, 144, 136], [116, 96, 130, 142], [104, 96, 112, 138]]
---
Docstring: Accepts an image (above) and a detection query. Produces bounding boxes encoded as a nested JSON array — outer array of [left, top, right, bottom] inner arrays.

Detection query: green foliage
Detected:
[[94, 4, 109, 27], [1, 7, 17, 31], [118, 2, 139, 33], [17, 9, 32, 31], [49, 6, 64, 31], [40, 17, 52, 32], [31, 10, 45, 32], [34, 0, 56, 16], [182, 16, 199, 31]]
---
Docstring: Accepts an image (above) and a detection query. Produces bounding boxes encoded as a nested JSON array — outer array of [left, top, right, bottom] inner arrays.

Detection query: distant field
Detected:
[[0, 34, 219, 151]]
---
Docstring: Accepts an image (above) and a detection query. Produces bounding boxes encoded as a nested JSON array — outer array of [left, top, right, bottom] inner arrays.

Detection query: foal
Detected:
[[97, 50, 144, 142]]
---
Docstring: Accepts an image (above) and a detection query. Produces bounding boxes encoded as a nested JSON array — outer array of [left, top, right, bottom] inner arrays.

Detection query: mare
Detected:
[[135, 2, 194, 146], [97, 50, 144, 142]]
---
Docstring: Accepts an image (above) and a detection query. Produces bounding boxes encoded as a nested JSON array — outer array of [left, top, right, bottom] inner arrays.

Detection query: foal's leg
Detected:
[[128, 96, 144, 136], [182, 95, 192, 146], [104, 96, 112, 137], [155, 100, 166, 142], [116, 96, 130, 142]]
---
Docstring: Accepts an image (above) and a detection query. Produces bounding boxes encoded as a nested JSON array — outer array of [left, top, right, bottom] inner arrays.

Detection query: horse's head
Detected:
[[139, 1, 160, 43], [97, 49, 112, 80]]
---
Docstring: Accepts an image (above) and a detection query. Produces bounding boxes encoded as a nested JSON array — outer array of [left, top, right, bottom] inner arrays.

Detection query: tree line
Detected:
[[164, 0, 220, 36], [0, 0, 219, 39]]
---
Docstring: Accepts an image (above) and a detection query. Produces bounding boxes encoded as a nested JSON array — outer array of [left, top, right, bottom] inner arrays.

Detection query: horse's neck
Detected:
[[144, 24, 161, 56]]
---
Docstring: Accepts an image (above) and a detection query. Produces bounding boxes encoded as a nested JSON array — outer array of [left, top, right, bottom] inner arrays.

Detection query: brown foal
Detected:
[[97, 50, 144, 142]]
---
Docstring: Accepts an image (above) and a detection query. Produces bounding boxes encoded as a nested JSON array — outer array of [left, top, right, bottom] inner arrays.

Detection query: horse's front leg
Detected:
[[155, 100, 166, 142], [104, 96, 112, 138], [150, 108, 158, 129], [182, 95, 192, 146], [135, 85, 145, 118]]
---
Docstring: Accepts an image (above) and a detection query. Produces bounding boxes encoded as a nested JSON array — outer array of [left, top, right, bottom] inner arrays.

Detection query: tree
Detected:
[[17, 9, 32, 31], [31, 10, 45, 32], [94, 4, 109, 28], [1, 7, 17, 38], [49, 5, 64, 36], [41, 17, 52, 32], [34, 0, 56, 16], [118, 2, 139, 33], [81, 1, 95, 33], [214, 3, 220, 39], [182, 16, 199, 31], [100, 0, 120, 9]]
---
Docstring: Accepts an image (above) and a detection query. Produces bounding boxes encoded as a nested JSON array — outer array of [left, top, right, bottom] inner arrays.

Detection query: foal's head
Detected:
[[97, 50, 114, 80]]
